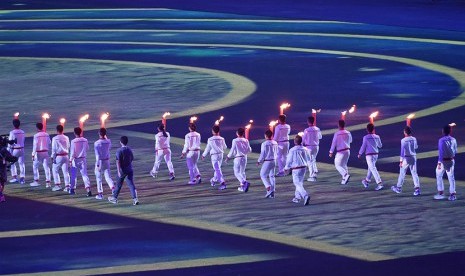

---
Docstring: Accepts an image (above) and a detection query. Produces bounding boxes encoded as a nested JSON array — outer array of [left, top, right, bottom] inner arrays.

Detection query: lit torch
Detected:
[[14, 112, 20, 119], [42, 113, 50, 132], [280, 103, 291, 115], [369, 111, 379, 124], [312, 109, 321, 125], [449, 122, 456, 134], [162, 112, 171, 129], [406, 113, 415, 127], [298, 132, 304, 137], [245, 119, 253, 140], [269, 120, 278, 132], [59, 118, 66, 128], [100, 112, 109, 128], [341, 110, 347, 120], [190, 116, 198, 124], [349, 104, 356, 114], [214, 116, 224, 126], [79, 114, 89, 136]]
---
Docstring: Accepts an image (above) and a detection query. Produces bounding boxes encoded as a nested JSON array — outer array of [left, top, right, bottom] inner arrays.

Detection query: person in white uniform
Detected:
[[391, 126, 421, 196], [30, 122, 51, 187], [434, 125, 457, 201], [284, 135, 311, 206], [150, 124, 175, 181], [8, 119, 26, 184], [181, 123, 202, 184], [274, 115, 291, 177], [257, 130, 278, 198], [202, 125, 228, 190], [226, 127, 252, 192], [329, 120, 352, 185], [69, 127, 92, 196], [358, 123, 383, 191], [94, 128, 115, 199], [50, 125, 70, 192], [302, 116, 322, 182]]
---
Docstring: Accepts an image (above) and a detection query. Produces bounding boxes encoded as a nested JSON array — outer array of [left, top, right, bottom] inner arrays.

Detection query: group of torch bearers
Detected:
[[0, 104, 458, 205]]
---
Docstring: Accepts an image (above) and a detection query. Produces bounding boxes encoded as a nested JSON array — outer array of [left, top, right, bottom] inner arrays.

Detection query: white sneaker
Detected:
[[133, 198, 139, 205], [218, 183, 227, 190], [30, 181, 40, 187], [413, 188, 421, 196], [149, 171, 157, 178], [52, 185, 62, 192], [45, 182, 51, 188], [303, 195, 310, 206], [362, 179, 369, 188], [433, 193, 445, 200], [188, 180, 197, 185], [342, 174, 351, 185], [291, 197, 300, 203], [95, 193, 103, 200], [210, 178, 216, 187], [448, 194, 457, 201], [63, 186, 70, 193], [108, 196, 117, 204], [9, 178, 18, 183], [307, 177, 317, 182], [237, 186, 245, 192], [391, 186, 402, 194], [265, 189, 274, 198], [375, 184, 384, 191]]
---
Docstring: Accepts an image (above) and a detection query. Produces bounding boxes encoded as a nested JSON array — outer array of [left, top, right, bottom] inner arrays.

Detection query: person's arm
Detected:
[[226, 139, 236, 161], [181, 134, 189, 158], [202, 139, 211, 159], [116, 150, 122, 177], [257, 142, 266, 164], [329, 133, 337, 157], [358, 136, 366, 158]]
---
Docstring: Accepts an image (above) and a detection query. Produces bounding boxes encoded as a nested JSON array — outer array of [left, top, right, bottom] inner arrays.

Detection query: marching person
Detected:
[[284, 134, 311, 206], [69, 127, 92, 196], [8, 119, 26, 184], [108, 136, 139, 205], [30, 122, 51, 187], [150, 124, 175, 181], [391, 126, 421, 196], [181, 123, 202, 184], [257, 129, 278, 198], [358, 123, 384, 191], [329, 120, 352, 185], [202, 125, 228, 190], [274, 114, 291, 177], [434, 125, 457, 201], [94, 128, 115, 200], [226, 127, 252, 192], [50, 124, 70, 192], [302, 115, 322, 182]]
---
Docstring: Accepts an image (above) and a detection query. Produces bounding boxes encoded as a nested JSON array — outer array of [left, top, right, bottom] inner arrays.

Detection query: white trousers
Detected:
[[33, 151, 51, 182], [306, 146, 319, 178], [277, 142, 289, 174], [292, 167, 308, 199], [10, 148, 25, 178], [186, 151, 200, 181], [233, 156, 247, 184], [210, 154, 224, 183], [152, 149, 174, 174], [70, 158, 90, 189], [334, 150, 350, 177], [260, 160, 276, 191], [396, 157, 420, 188], [95, 160, 115, 193], [365, 154, 382, 184], [52, 155, 70, 186], [436, 160, 455, 194]]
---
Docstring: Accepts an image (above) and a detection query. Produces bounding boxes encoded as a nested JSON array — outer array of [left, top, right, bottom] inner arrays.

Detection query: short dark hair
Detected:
[[36, 122, 44, 130], [237, 127, 245, 137], [404, 126, 412, 135], [74, 127, 82, 136], [308, 116, 315, 124], [278, 114, 286, 123], [294, 135, 302, 145], [367, 123, 375, 133], [99, 127, 107, 137], [338, 120, 345, 128], [443, 125, 451, 135], [189, 123, 197, 131], [120, 136, 128, 145], [265, 129, 273, 138], [56, 125, 64, 133], [12, 119, 20, 128], [212, 125, 220, 134]]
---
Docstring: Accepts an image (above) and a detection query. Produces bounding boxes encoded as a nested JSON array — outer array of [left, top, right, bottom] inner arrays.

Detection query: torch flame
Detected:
[[341, 110, 347, 116], [162, 112, 171, 119], [312, 109, 321, 114], [190, 116, 198, 123], [14, 112, 20, 117], [298, 132, 304, 137], [42, 113, 50, 119], [214, 115, 224, 126], [280, 103, 291, 109], [407, 113, 415, 119], [369, 111, 379, 119], [269, 120, 278, 127], [249, 119, 254, 124], [79, 114, 89, 123], [101, 112, 109, 121], [449, 123, 456, 127], [59, 118, 66, 124], [348, 105, 356, 113]]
